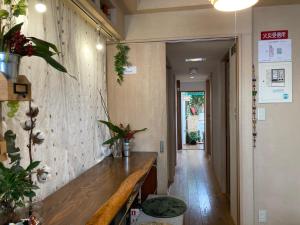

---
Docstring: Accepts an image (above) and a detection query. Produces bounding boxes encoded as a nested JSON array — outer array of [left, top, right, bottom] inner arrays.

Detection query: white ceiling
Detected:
[[167, 39, 234, 82]]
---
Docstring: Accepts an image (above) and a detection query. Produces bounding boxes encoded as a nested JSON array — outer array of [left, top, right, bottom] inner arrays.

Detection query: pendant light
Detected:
[[210, 0, 259, 12], [35, 0, 47, 13]]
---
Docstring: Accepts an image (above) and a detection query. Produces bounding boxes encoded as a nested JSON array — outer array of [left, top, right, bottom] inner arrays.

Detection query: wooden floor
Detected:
[[169, 150, 234, 225], [182, 144, 204, 150]]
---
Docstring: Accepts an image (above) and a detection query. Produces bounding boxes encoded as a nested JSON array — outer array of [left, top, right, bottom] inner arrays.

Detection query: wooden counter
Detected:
[[40, 152, 157, 225]]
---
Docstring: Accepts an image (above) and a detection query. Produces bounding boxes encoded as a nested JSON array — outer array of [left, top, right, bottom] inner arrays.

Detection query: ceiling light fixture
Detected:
[[185, 58, 206, 62], [189, 68, 199, 77], [96, 25, 104, 51], [35, 0, 47, 13], [209, 0, 259, 12]]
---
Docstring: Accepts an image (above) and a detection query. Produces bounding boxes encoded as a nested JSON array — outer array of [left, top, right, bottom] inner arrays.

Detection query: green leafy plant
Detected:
[[6, 101, 19, 118], [99, 120, 147, 146], [189, 94, 205, 115], [114, 43, 130, 85], [0, 130, 40, 224], [0, 1, 67, 72], [0, 103, 47, 224], [186, 131, 200, 145]]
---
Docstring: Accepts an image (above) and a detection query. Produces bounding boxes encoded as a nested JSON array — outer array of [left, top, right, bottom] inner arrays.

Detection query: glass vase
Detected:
[[111, 139, 123, 158]]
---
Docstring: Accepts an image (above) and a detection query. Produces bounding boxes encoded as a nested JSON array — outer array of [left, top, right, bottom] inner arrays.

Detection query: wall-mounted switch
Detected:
[[257, 108, 266, 121], [160, 141, 164, 153], [259, 209, 267, 223]]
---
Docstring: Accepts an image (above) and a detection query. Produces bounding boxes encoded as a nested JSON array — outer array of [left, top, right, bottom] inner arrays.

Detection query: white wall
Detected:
[[254, 4, 300, 225], [180, 81, 206, 92], [1, 0, 109, 199]]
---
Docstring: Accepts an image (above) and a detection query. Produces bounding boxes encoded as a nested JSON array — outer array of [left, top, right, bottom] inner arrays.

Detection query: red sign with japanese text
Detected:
[[261, 30, 288, 40]]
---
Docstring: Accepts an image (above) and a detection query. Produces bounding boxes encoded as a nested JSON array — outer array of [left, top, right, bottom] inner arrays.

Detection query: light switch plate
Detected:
[[259, 209, 267, 223], [257, 108, 266, 121]]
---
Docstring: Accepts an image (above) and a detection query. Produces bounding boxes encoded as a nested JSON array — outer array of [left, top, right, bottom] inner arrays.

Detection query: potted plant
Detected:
[[99, 120, 147, 157], [0, 0, 67, 81], [0, 130, 40, 225], [0, 103, 48, 225], [186, 131, 199, 145]]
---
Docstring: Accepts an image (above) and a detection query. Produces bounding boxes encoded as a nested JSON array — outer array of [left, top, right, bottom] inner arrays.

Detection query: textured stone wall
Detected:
[[1, 0, 110, 200]]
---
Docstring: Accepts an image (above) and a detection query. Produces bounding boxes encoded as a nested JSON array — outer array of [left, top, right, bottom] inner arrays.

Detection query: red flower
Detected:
[[125, 132, 134, 141], [8, 31, 35, 56]]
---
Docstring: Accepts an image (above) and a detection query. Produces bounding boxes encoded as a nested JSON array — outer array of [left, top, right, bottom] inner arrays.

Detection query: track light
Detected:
[[35, 0, 47, 13], [96, 40, 104, 51], [210, 0, 259, 12], [96, 25, 104, 51]]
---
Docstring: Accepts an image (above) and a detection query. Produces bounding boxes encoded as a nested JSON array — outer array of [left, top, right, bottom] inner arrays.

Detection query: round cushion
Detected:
[[141, 196, 187, 218]]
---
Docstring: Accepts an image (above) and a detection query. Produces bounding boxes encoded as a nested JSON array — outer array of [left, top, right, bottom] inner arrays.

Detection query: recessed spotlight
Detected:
[[96, 42, 104, 51], [190, 76, 195, 79], [185, 58, 206, 62], [35, 1, 47, 13]]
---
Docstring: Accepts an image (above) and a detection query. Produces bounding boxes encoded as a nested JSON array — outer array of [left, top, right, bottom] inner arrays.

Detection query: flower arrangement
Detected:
[[0, 102, 48, 225], [0, 0, 67, 72], [99, 120, 147, 146]]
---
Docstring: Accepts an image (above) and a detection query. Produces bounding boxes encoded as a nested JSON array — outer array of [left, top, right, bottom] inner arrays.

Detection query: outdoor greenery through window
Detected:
[[181, 92, 205, 147]]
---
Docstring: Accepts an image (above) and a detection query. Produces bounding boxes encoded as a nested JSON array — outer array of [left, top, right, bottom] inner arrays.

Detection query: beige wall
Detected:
[[211, 63, 227, 194], [229, 48, 238, 224], [254, 5, 300, 225], [125, 8, 251, 41], [107, 43, 169, 194]]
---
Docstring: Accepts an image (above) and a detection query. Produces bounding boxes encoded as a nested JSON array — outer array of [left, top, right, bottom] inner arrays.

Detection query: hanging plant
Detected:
[[114, 43, 130, 85]]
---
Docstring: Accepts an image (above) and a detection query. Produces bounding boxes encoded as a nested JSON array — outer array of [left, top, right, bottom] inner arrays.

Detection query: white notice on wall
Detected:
[[258, 39, 292, 63], [258, 62, 292, 103], [123, 66, 137, 75]]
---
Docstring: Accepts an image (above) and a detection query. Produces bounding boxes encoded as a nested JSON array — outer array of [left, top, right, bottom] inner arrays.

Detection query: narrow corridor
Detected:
[[169, 150, 234, 225]]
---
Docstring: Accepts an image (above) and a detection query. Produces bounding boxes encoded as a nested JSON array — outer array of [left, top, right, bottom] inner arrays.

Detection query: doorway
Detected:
[[181, 91, 205, 150], [166, 38, 239, 225]]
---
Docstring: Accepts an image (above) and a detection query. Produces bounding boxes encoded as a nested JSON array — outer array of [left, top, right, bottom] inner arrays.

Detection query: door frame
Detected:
[[123, 35, 253, 225], [223, 51, 231, 201], [176, 80, 182, 150], [205, 79, 212, 156], [165, 37, 241, 225]]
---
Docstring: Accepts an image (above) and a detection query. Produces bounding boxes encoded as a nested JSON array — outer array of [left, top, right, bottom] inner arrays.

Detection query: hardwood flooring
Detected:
[[182, 144, 204, 150], [169, 150, 235, 225]]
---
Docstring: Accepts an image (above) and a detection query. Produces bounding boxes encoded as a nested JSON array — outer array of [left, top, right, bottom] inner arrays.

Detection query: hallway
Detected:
[[169, 150, 234, 225]]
